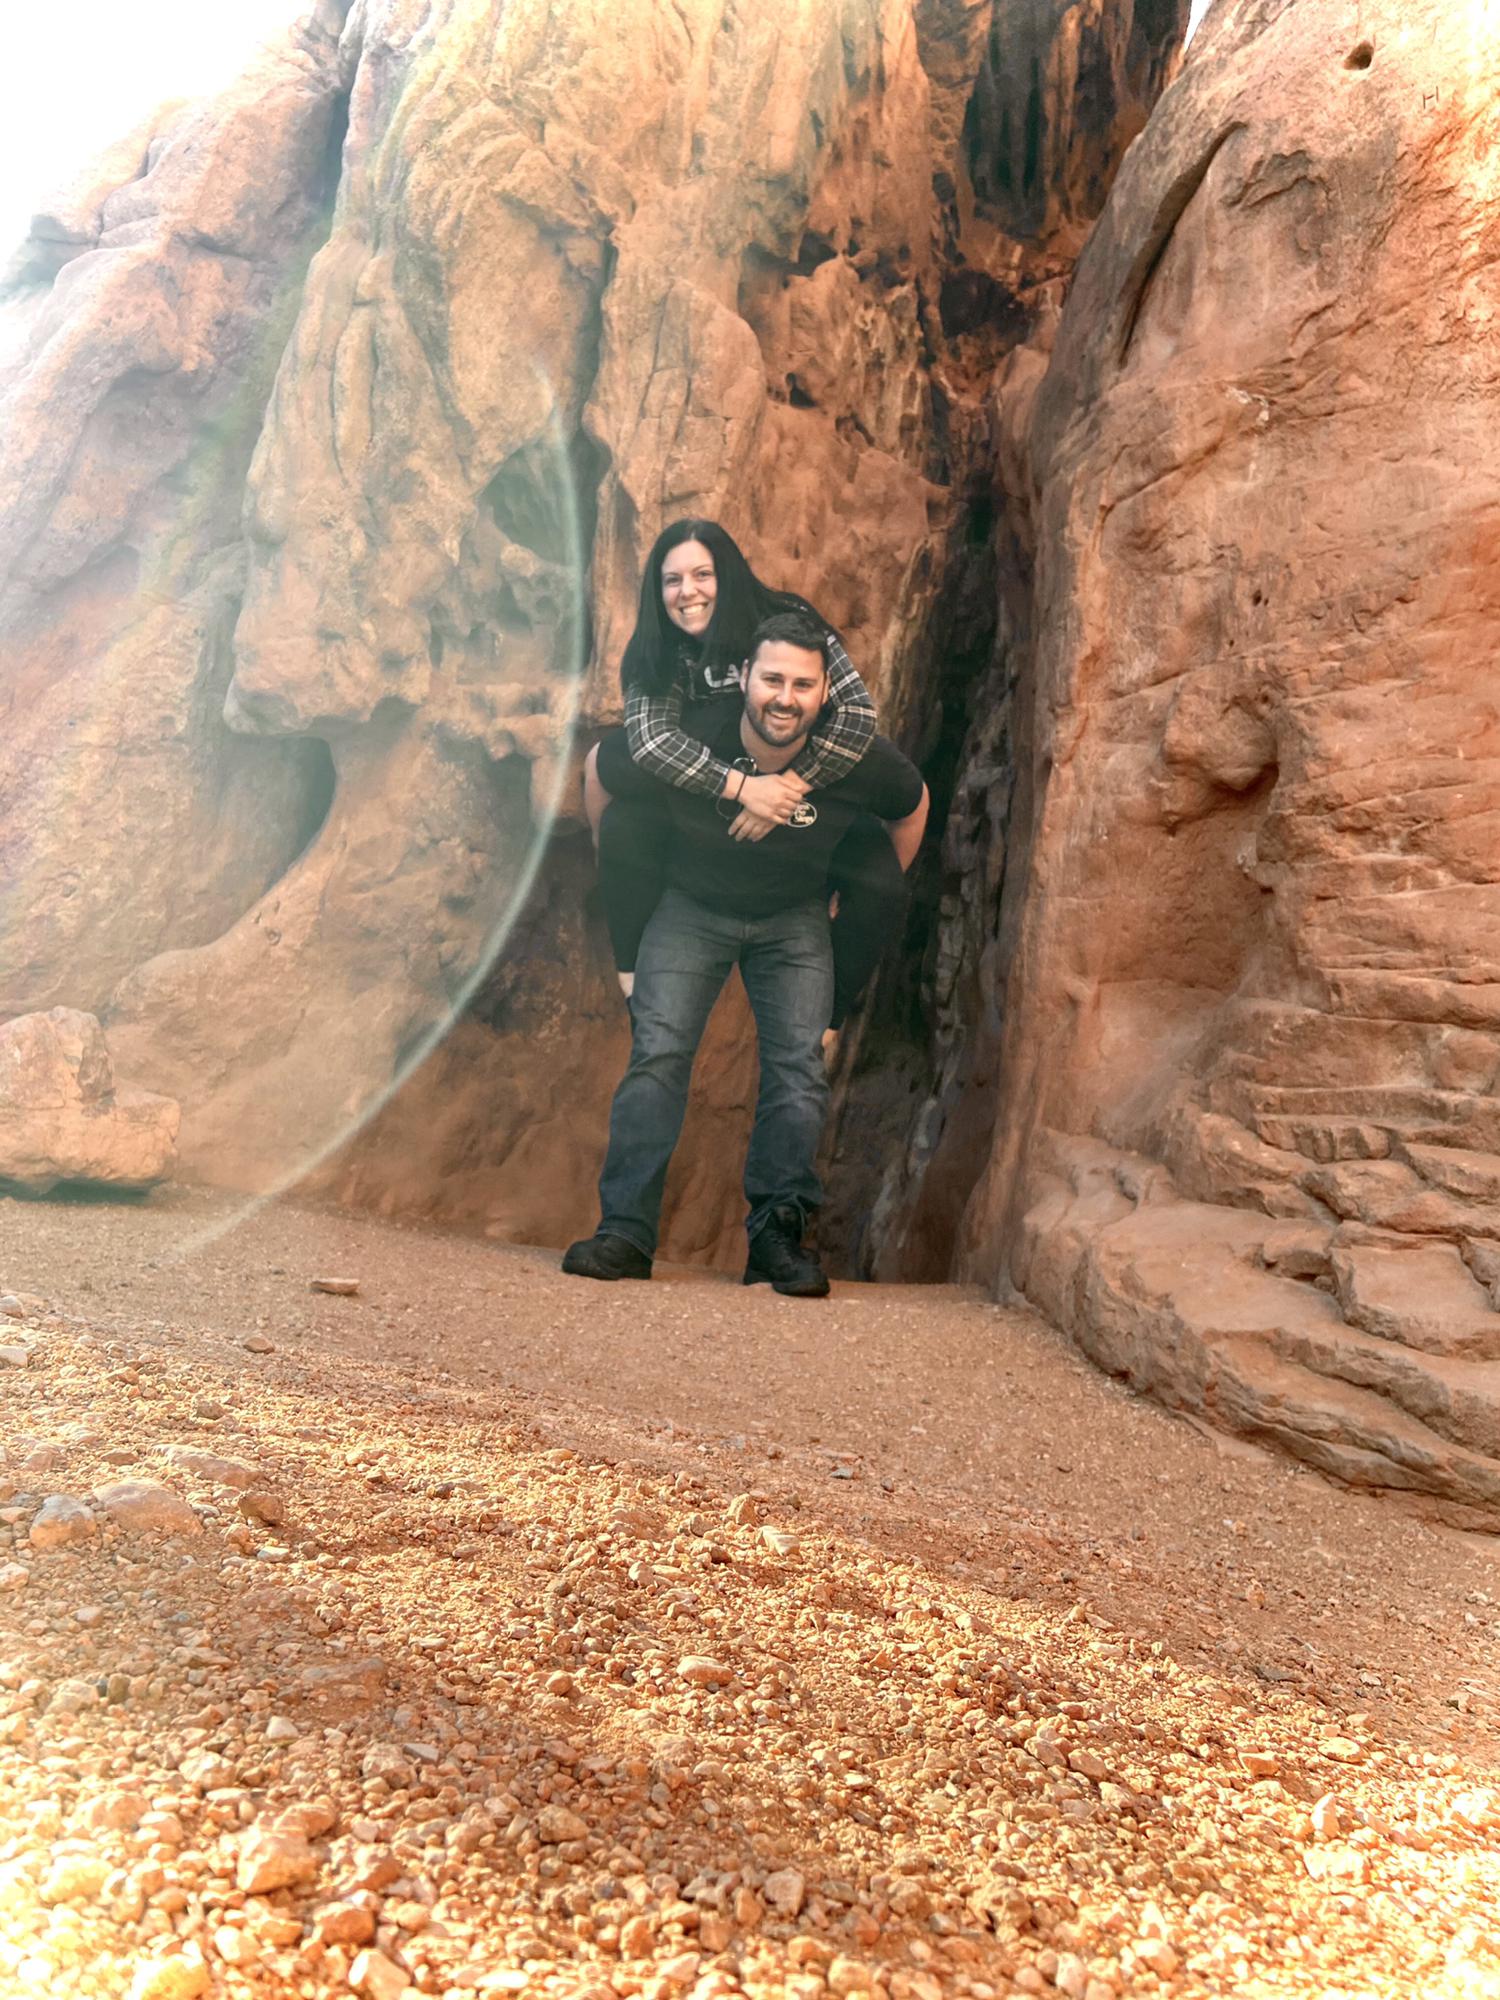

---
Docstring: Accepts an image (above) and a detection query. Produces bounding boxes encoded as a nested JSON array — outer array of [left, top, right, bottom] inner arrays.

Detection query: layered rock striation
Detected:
[[876, 0, 1500, 1522]]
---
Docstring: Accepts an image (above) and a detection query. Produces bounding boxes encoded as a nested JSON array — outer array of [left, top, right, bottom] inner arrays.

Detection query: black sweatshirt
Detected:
[[597, 701, 922, 919]]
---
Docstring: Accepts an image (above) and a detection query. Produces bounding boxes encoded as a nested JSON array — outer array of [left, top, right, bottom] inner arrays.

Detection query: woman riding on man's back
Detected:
[[586, 517, 910, 1034]]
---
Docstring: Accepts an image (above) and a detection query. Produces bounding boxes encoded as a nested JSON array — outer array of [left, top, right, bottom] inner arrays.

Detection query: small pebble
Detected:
[[349, 1946, 411, 1998], [127, 1952, 209, 2000], [537, 1804, 589, 1843], [29, 1494, 97, 1550], [678, 1655, 733, 1688], [93, 1480, 201, 1537]]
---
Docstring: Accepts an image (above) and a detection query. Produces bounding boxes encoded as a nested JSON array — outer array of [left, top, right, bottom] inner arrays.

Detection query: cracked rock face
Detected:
[[932, 0, 1500, 1523], [0, 12, 348, 1024]]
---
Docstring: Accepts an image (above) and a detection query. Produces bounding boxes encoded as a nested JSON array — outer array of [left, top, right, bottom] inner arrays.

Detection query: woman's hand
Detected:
[[726, 806, 781, 842], [734, 770, 808, 823], [718, 768, 808, 840]]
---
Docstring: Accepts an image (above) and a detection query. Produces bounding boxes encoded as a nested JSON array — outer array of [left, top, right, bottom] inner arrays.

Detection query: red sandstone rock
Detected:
[[921, 0, 1500, 1522], [0, 1009, 178, 1194], [47, 0, 1485, 1536], [0, 9, 349, 1022]]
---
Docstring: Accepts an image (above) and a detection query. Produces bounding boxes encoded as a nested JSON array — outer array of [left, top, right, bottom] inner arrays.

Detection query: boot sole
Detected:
[[742, 1268, 830, 1298], [561, 1243, 653, 1281]]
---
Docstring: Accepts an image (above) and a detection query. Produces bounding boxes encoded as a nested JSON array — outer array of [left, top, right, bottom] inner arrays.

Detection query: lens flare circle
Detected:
[[171, 372, 587, 1264]]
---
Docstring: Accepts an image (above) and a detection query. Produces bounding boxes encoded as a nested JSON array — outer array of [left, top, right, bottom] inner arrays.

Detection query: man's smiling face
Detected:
[[740, 639, 829, 750]]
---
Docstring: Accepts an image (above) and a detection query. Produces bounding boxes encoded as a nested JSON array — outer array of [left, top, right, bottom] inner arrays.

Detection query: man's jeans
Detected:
[[598, 889, 833, 1258]]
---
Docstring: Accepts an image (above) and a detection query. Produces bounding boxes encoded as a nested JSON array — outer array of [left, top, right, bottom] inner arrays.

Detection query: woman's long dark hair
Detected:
[[619, 518, 831, 696]]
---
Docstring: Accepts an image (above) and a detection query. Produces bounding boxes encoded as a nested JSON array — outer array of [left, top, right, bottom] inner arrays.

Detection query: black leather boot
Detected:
[[743, 1207, 829, 1297], [561, 1233, 653, 1281]]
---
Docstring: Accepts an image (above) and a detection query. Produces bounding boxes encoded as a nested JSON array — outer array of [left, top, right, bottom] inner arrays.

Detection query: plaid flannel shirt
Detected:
[[623, 631, 876, 800]]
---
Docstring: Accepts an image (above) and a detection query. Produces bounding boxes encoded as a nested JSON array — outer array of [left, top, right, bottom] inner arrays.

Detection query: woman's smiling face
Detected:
[[660, 538, 717, 638]]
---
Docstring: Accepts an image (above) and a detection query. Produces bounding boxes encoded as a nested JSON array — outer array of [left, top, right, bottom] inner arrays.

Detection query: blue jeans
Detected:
[[597, 889, 833, 1258]]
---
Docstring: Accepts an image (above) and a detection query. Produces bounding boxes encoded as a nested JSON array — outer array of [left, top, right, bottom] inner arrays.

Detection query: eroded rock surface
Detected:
[[0, 1010, 178, 1194], [877, 0, 1500, 1521], [0, 9, 347, 1021]]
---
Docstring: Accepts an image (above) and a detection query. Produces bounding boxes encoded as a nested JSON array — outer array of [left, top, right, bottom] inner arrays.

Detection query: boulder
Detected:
[[0, 1010, 178, 1193]]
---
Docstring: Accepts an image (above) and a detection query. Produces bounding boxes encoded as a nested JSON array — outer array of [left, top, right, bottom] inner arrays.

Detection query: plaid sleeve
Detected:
[[788, 631, 877, 789], [624, 680, 734, 801]]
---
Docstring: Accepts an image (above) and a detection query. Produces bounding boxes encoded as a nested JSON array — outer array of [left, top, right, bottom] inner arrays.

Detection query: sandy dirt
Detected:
[[1, 1186, 1498, 2000]]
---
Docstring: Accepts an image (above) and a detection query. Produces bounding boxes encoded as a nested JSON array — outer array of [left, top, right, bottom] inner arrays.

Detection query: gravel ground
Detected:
[[1, 1186, 1498, 2000]]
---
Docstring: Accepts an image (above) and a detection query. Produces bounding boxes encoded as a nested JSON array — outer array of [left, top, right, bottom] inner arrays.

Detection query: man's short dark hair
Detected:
[[746, 611, 830, 671]]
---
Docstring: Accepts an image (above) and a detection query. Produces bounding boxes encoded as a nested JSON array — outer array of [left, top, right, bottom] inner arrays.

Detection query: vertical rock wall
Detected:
[[827, 0, 1186, 1276], [882, 0, 1500, 1521], [0, 7, 350, 1019]]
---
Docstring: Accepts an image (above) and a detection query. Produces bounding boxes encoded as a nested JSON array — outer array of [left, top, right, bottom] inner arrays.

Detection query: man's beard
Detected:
[[743, 697, 811, 750]]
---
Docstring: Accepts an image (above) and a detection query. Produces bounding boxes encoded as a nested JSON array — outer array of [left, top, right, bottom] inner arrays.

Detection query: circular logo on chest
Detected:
[[788, 801, 819, 828]]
